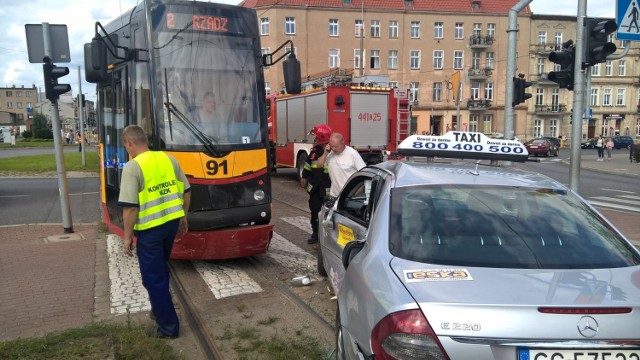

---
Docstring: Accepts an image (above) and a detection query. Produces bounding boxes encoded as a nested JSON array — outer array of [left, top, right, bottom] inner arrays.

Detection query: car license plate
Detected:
[[530, 145, 538, 148], [518, 348, 640, 360]]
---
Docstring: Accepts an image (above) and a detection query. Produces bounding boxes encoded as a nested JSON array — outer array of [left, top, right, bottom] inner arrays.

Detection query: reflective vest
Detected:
[[133, 151, 185, 231]]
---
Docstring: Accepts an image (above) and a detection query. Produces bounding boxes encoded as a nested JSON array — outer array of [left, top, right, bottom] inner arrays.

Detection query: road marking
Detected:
[[193, 260, 262, 299], [589, 196, 640, 207], [0, 195, 29, 198], [590, 200, 640, 213], [70, 191, 100, 195], [600, 189, 636, 194]]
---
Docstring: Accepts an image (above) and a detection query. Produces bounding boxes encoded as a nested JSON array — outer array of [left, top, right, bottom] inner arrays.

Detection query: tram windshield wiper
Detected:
[[164, 101, 222, 158]]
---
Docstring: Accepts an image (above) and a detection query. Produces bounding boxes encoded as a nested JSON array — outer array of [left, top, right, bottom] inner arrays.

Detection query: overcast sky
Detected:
[[0, 0, 616, 101]]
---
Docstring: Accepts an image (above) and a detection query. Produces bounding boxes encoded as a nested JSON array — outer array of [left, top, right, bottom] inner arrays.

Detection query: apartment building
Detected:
[[528, 14, 640, 143], [242, 0, 533, 136], [0, 85, 38, 130]]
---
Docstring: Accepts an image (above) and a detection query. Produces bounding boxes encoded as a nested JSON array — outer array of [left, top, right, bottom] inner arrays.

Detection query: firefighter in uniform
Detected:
[[118, 125, 191, 339], [300, 124, 332, 244]]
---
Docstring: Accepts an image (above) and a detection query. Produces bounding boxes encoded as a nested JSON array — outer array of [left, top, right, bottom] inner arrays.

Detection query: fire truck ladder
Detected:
[[396, 88, 411, 143], [301, 68, 355, 90]]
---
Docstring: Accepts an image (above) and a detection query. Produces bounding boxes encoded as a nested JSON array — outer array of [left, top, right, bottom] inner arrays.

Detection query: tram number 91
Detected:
[[411, 142, 524, 154], [206, 159, 228, 175]]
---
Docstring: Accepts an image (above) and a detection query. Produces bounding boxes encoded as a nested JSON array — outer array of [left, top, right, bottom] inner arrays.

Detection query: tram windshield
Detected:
[[151, 5, 263, 150]]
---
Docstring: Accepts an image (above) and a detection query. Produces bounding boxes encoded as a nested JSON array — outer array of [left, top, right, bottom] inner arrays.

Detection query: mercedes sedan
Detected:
[[318, 131, 640, 360]]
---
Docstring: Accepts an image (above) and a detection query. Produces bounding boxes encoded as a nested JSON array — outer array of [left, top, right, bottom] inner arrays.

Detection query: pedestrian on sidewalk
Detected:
[[118, 124, 192, 339], [605, 137, 614, 161], [595, 136, 605, 161]]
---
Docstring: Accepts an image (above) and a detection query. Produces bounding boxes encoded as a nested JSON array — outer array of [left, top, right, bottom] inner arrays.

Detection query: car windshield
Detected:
[[390, 185, 640, 269]]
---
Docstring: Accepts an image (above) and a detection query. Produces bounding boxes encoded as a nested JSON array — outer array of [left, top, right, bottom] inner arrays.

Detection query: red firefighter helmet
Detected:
[[309, 124, 332, 144]]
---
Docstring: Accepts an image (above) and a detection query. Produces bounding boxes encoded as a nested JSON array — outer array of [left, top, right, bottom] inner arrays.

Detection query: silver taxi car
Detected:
[[318, 131, 640, 360]]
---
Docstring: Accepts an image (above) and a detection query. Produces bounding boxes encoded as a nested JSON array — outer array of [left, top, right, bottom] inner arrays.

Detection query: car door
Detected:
[[320, 170, 379, 292]]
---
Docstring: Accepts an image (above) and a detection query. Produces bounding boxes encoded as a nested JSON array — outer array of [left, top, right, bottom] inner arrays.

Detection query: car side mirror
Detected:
[[342, 240, 365, 270]]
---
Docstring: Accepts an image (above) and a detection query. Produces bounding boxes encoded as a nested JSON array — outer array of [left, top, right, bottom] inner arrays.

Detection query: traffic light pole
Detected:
[[569, 0, 587, 193], [42, 23, 73, 233]]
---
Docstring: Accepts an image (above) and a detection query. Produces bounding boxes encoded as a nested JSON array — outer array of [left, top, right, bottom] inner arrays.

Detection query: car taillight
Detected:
[[371, 309, 450, 360]]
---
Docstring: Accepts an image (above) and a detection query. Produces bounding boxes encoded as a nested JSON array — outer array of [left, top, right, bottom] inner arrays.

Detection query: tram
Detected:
[[84, 0, 300, 259]]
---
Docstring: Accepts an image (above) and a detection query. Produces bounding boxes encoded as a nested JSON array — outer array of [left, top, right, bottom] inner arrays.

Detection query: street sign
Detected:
[[616, 0, 640, 40], [25, 24, 71, 63]]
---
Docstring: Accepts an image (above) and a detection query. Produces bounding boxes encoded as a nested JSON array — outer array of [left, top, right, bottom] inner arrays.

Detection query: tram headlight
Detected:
[[254, 189, 265, 201]]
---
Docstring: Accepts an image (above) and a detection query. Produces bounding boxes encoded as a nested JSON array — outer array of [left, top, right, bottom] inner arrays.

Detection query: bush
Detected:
[[22, 130, 32, 138]]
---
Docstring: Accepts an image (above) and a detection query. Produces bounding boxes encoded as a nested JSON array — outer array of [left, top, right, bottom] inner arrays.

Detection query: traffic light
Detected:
[[548, 40, 575, 90], [584, 18, 617, 67], [512, 75, 532, 106], [43, 57, 71, 102]]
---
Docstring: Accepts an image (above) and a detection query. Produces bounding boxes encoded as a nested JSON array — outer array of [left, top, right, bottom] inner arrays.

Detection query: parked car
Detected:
[[539, 136, 561, 148], [581, 137, 598, 149], [524, 138, 559, 157], [318, 131, 640, 360], [612, 136, 634, 150]]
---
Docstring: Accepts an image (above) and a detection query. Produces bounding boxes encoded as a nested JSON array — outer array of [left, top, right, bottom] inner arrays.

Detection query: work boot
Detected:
[[307, 235, 318, 244]]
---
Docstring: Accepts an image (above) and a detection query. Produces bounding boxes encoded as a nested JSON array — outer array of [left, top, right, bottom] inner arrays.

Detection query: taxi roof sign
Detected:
[[398, 131, 529, 162]]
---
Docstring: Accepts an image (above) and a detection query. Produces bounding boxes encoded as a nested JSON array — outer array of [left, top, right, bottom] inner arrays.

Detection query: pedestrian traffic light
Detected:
[[512, 75, 532, 106], [548, 40, 575, 90], [43, 57, 71, 102], [584, 18, 617, 67]]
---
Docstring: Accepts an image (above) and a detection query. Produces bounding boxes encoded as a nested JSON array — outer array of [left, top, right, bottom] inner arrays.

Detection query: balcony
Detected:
[[531, 42, 563, 55], [467, 99, 491, 111], [468, 67, 492, 80], [534, 104, 568, 115], [533, 72, 557, 86], [469, 35, 494, 49]]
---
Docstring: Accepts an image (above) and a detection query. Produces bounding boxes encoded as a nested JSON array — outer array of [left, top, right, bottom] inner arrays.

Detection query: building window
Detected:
[[389, 81, 399, 88], [471, 82, 480, 100], [410, 82, 419, 102], [410, 21, 420, 38], [549, 119, 558, 137], [433, 50, 443, 69], [534, 119, 543, 137], [551, 88, 559, 109], [355, 20, 363, 37], [261, 48, 270, 56], [6, 102, 12, 108], [591, 64, 600, 76], [410, 50, 420, 69], [605, 60, 613, 76], [370, 49, 380, 69], [536, 88, 544, 105], [285, 17, 296, 35], [619, 60, 626, 76], [329, 49, 340, 68], [484, 82, 494, 100], [537, 58, 545, 75], [389, 20, 399, 38], [554, 32, 562, 47], [538, 31, 547, 45], [265, 82, 271, 95], [329, 19, 339, 36], [26, 102, 32, 109], [16, 91, 22, 97], [621, 39, 630, 48], [260, 18, 270, 35], [453, 50, 463, 69], [636, 118, 640, 137], [473, 23, 481, 37], [17, 102, 23, 109], [26, 91, 33, 97], [354, 49, 362, 69], [433, 82, 442, 101], [370, 20, 380, 38], [388, 50, 398, 70], [469, 115, 478, 132], [455, 23, 464, 39], [603, 88, 612, 106], [5, 91, 12, 97], [434, 22, 443, 39], [590, 88, 599, 106], [616, 88, 625, 106], [486, 52, 494, 69], [487, 23, 496, 39], [472, 52, 481, 69], [483, 115, 493, 133]]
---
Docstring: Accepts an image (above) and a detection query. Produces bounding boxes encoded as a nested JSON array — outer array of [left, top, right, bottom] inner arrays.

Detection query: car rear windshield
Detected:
[[390, 185, 640, 269]]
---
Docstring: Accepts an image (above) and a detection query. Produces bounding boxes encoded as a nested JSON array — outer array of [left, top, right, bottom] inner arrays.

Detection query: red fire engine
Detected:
[[266, 68, 410, 178]]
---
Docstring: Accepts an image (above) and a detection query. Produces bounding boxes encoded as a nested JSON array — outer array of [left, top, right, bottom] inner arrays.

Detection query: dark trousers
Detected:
[[308, 192, 324, 240], [136, 218, 180, 337]]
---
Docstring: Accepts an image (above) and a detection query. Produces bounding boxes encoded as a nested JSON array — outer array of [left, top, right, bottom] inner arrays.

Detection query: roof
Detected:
[[239, 0, 532, 14]]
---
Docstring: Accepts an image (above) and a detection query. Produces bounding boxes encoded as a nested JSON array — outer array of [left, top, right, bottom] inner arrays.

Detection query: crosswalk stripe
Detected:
[[589, 196, 640, 207], [619, 195, 640, 200], [590, 200, 640, 213], [107, 218, 319, 312]]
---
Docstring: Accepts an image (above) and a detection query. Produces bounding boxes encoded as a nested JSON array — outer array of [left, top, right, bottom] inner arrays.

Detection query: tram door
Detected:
[[101, 68, 129, 228]]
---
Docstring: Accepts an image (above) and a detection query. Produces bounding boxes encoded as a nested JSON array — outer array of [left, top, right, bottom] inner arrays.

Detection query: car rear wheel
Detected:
[[335, 305, 345, 360], [545, 150, 550, 157], [554, 149, 559, 157], [317, 249, 327, 277]]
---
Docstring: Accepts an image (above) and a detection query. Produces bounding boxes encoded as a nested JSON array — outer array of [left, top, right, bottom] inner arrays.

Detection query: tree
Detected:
[[32, 113, 53, 140]]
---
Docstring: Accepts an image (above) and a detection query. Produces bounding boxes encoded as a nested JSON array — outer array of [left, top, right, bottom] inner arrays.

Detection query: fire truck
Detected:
[[266, 68, 410, 178]]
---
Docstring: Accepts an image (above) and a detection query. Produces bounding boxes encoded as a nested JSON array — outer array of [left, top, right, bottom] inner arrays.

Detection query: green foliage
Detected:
[[22, 130, 32, 138], [31, 113, 53, 139], [0, 151, 99, 172]]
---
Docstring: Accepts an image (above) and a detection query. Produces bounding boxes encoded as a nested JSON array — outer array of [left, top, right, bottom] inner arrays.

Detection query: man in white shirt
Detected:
[[319, 133, 366, 198]]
